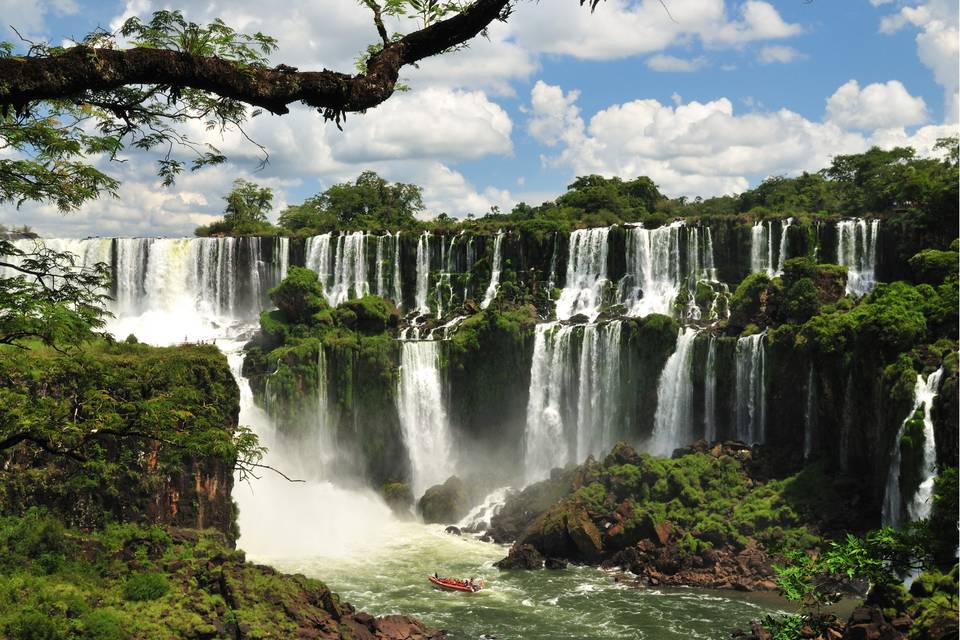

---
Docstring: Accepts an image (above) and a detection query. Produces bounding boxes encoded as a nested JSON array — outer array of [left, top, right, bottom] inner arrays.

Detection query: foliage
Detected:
[[122, 573, 169, 601], [0, 240, 111, 349], [277, 171, 423, 234], [195, 178, 278, 236], [268, 266, 330, 324], [908, 249, 959, 285]]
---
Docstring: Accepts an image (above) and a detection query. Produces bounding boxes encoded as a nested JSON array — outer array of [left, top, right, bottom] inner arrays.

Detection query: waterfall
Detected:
[[837, 219, 880, 296], [804, 366, 816, 459], [882, 368, 944, 527], [620, 222, 682, 317], [650, 328, 698, 455], [775, 218, 793, 276], [556, 228, 609, 321], [703, 334, 718, 442], [524, 323, 575, 483], [457, 487, 510, 533], [481, 230, 505, 310], [523, 321, 623, 483], [735, 333, 766, 444], [375, 234, 388, 297], [397, 339, 454, 496], [464, 235, 475, 301], [392, 232, 403, 308], [750, 222, 769, 276], [575, 321, 623, 461], [415, 232, 431, 314], [703, 227, 718, 282], [435, 236, 448, 318], [304, 232, 370, 306]]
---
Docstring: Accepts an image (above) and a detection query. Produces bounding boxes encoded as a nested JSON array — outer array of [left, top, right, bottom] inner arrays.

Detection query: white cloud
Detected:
[[646, 54, 707, 72], [825, 80, 928, 129], [877, 0, 959, 122], [757, 45, 804, 64], [526, 80, 956, 199], [1, 0, 79, 40]]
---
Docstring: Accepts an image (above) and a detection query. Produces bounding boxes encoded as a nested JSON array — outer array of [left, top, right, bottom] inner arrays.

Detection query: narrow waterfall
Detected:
[[734, 333, 767, 444], [464, 235, 475, 301], [556, 228, 609, 321], [415, 232, 431, 314], [776, 218, 793, 275], [114, 238, 152, 313], [375, 234, 388, 297], [703, 334, 718, 442], [882, 368, 944, 527], [397, 339, 454, 496], [457, 487, 510, 532], [620, 222, 682, 317], [392, 231, 403, 308], [750, 222, 769, 276], [524, 323, 575, 483], [304, 233, 333, 285], [481, 230, 505, 310], [840, 372, 854, 471], [650, 328, 698, 455], [702, 226, 718, 282], [837, 218, 880, 296], [804, 366, 816, 459], [435, 235, 449, 318]]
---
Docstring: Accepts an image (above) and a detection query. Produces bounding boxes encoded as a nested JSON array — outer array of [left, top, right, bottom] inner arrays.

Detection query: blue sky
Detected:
[[2, 0, 957, 237]]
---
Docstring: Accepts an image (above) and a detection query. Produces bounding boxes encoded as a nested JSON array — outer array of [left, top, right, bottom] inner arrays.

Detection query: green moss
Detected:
[[122, 573, 169, 602]]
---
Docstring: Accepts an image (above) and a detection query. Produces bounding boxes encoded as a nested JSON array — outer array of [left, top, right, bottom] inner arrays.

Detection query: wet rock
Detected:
[[566, 506, 604, 561], [444, 525, 462, 536], [545, 557, 568, 570], [495, 544, 544, 570], [418, 476, 469, 524]]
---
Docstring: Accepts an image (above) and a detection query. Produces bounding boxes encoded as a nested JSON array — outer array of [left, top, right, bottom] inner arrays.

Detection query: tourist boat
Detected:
[[428, 576, 482, 592]]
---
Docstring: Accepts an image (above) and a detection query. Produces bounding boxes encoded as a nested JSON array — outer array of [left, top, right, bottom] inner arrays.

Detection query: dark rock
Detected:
[[495, 544, 544, 570], [444, 525, 462, 536], [545, 557, 568, 570], [418, 476, 469, 524]]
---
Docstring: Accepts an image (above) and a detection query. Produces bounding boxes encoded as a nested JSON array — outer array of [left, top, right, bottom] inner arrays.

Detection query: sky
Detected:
[[1, 0, 958, 238]]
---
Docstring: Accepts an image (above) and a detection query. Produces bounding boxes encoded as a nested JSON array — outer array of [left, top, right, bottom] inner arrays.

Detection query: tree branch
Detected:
[[0, 0, 513, 119]]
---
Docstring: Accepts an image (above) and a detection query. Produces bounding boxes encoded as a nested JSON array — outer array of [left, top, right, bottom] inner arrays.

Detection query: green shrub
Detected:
[[81, 610, 126, 640], [122, 573, 169, 602], [4, 611, 62, 640], [908, 249, 959, 284], [268, 267, 329, 324]]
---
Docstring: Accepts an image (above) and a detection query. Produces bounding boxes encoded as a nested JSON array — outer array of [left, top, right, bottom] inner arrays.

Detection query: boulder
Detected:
[[566, 506, 603, 561], [545, 557, 568, 570], [380, 482, 414, 518], [444, 525, 462, 536], [495, 544, 544, 570], [418, 476, 469, 524]]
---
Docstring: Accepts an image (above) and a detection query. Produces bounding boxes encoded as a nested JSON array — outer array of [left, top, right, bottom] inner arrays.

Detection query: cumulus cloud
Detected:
[[876, 0, 959, 122], [525, 80, 954, 199], [646, 54, 707, 72], [825, 80, 928, 130], [1, 0, 78, 40]]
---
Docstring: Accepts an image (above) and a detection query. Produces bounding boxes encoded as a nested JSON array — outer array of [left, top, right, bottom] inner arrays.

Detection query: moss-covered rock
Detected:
[[417, 476, 469, 524]]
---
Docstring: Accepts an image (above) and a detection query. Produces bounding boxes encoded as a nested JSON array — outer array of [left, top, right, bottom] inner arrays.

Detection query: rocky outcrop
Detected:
[[418, 476, 469, 524], [495, 442, 864, 593]]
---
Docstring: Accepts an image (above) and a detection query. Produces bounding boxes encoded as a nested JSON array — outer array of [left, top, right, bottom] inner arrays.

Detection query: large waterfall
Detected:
[[523, 321, 623, 482], [837, 218, 880, 296], [481, 230, 505, 310], [556, 228, 610, 321], [397, 339, 455, 496], [304, 232, 370, 306], [649, 328, 698, 456], [735, 333, 767, 444], [882, 368, 944, 527]]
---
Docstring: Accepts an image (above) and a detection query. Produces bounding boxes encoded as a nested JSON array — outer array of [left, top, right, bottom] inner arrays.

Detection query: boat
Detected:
[[428, 575, 482, 592]]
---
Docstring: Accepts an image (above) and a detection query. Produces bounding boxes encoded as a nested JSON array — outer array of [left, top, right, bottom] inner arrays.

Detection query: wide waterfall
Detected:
[[556, 228, 610, 321], [397, 339, 455, 496], [837, 218, 880, 296], [882, 368, 944, 527], [750, 220, 792, 277], [620, 222, 683, 317], [415, 232, 431, 314], [735, 333, 767, 444], [523, 321, 623, 483], [649, 328, 698, 455], [305, 232, 370, 306], [481, 230, 505, 310]]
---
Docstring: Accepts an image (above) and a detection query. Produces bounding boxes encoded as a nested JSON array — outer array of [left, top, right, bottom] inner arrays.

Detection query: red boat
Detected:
[[428, 576, 482, 592]]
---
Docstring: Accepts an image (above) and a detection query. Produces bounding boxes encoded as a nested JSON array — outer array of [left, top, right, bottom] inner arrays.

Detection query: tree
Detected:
[[195, 178, 276, 236], [0, 2, 603, 214], [277, 171, 423, 232]]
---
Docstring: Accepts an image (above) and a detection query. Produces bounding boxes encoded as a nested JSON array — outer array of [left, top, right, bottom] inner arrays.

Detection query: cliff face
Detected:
[[0, 343, 240, 541]]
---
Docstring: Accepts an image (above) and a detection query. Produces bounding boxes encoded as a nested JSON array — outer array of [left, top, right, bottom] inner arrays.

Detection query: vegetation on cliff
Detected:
[[0, 510, 439, 640]]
